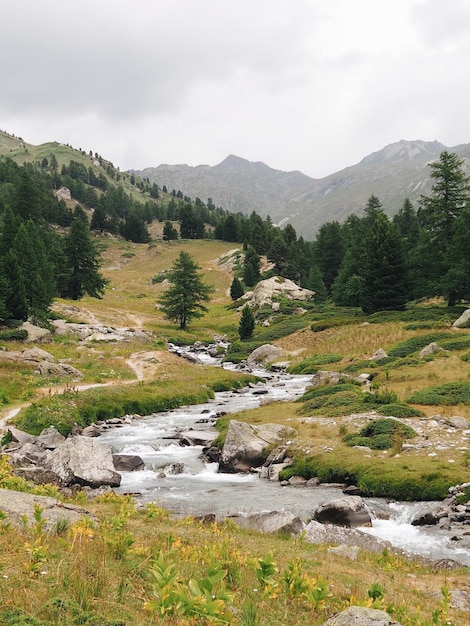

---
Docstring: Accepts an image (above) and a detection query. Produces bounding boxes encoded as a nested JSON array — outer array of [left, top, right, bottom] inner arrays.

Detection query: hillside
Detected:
[[134, 139, 470, 237]]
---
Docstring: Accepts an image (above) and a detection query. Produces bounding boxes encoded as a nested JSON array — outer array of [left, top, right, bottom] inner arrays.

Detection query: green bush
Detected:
[[358, 418, 417, 439], [299, 382, 359, 402], [0, 329, 28, 341], [408, 381, 470, 405], [387, 332, 453, 358], [288, 354, 342, 374], [440, 335, 470, 351], [341, 360, 378, 374], [378, 403, 423, 418]]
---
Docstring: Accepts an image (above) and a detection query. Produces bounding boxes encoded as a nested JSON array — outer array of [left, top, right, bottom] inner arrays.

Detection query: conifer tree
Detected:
[[243, 245, 260, 287], [158, 251, 214, 329], [238, 304, 255, 340], [230, 277, 244, 300]]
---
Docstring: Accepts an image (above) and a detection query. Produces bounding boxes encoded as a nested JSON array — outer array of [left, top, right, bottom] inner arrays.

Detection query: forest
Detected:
[[0, 149, 469, 329]]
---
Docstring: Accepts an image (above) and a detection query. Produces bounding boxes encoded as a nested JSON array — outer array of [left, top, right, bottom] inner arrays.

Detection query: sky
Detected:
[[1, 0, 470, 179]]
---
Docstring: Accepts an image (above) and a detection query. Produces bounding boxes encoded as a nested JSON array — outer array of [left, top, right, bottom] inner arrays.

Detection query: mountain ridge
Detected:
[[134, 139, 470, 236]]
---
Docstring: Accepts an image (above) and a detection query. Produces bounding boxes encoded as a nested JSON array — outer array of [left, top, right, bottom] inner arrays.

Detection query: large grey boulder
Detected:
[[45, 436, 121, 487], [324, 606, 402, 625], [36, 426, 66, 450], [245, 276, 315, 308], [112, 454, 145, 472], [219, 420, 296, 473], [246, 344, 283, 366], [0, 488, 96, 530], [419, 342, 444, 358], [313, 496, 372, 528], [304, 520, 390, 553]]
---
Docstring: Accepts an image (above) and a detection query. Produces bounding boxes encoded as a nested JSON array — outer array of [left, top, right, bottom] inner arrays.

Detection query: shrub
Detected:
[[387, 333, 453, 358], [343, 418, 416, 451], [288, 354, 342, 374], [0, 329, 28, 341], [378, 403, 423, 418], [408, 381, 470, 405], [440, 335, 470, 351]]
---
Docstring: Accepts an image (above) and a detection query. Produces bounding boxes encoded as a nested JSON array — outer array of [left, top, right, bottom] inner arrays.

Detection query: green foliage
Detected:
[[440, 335, 470, 351], [387, 332, 453, 358], [287, 353, 342, 374], [455, 485, 470, 504], [0, 329, 28, 341], [408, 381, 470, 405], [344, 418, 417, 450], [377, 403, 423, 418], [230, 277, 244, 300], [239, 305, 255, 340], [158, 250, 214, 329]]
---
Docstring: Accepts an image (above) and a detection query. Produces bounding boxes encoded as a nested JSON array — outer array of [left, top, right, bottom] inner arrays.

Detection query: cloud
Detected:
[[1, 0, 470, 177]]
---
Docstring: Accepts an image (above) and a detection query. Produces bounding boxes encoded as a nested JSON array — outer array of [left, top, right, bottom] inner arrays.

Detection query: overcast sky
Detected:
[[1, 0, 469, 178]]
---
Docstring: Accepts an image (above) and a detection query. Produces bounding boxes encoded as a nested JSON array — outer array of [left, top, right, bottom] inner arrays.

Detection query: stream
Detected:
[[99, 345, 470, 567]]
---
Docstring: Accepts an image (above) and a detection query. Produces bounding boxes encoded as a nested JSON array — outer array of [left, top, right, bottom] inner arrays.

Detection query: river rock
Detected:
[[233, 510, 304, 535], [45, 436, 121, 487], [0, 487, 96, 530], [304, 520, 390, 553], [112, 454, 145, 471], [5, 427, 36, 446], [324, 606, 402, 625], [219, 420, 296, 473], [7, 442, 50, 467], [246, 344, 283, 366], [312, 496, 372, 528]]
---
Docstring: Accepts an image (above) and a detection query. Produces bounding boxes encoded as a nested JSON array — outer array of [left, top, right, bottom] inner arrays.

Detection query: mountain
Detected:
[[134, 139, 470, 238]]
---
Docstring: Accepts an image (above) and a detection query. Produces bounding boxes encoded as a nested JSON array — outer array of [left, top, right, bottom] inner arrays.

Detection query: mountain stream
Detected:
[[99, 345, 470, 566]]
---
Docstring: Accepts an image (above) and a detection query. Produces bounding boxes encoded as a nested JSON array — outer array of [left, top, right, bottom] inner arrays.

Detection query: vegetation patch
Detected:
[[343, 418, 417, 450], [408, 381, 470, 405], [440, 335, 470, 351], [387, 332, 453, 358], [287, 354, 343, 374]]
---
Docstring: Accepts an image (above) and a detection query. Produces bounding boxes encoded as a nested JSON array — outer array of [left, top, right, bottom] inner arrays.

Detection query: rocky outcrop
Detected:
[[0, 488, 96, 530], [51, 320, 151, 343], [312, 496, 372, 528], [219, 420, 296, 473], [324, 606, 402, 625], [243, 276, 315, 307], [0, 347, 82, 378]]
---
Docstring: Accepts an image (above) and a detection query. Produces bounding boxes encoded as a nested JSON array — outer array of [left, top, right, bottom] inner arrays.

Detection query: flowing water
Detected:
[[99, 346, 470, 566]]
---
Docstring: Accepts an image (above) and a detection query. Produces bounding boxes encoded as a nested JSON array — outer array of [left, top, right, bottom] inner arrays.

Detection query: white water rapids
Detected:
[[99, 346, 470, 566]]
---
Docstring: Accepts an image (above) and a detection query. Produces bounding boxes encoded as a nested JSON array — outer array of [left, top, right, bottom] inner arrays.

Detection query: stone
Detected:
[[327, 544, 359, 560], [449, 590, 470, 611], [440, 415, 469, 430], [37, 426, 66, 450], [234, 510, 304, 535], [219, 420, 296, 473], [369, 348, 388, 360], [246, 344, 283, 366], [304, 520, 390, 553], [323, 606, 402, 625], [6, 427, 36, 446], [419, 342, 444, 358], [45, 436, 121, 487], [452, 308, 470, 328], [0, 487, 96, 530], [112, 454, 145, 471], [19, 321, 52, 343], [313, 496, 372, 528], [245, 276, 315, 308]]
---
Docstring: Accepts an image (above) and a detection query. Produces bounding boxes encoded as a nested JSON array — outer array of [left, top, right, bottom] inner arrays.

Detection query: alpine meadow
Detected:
[[0, 129, 469, 625]]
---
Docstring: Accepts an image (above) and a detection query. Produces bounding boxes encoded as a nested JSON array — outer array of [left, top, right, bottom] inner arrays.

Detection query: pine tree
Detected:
[[238, 304, 255, 339], [61, 208, 107, 300], [230, 277, 244, 300], [243, 245, 260, 287], [158, 251, 214, 329]]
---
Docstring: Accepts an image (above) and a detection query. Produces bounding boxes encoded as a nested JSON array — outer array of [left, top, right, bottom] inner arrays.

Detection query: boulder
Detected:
[[313, 496, 372, 528], [19, 321, 52, 343], [36, 361, 83, 378], [245, 276, 315, 307], [13, 466, 62, 486], [219, 420, 296, 473], [0, 488, 96, 530], [7, 442, 50, 467], [440, 415, 469, 430], [112, 454, 145, 471], [369, 348, 388, 360], [324, 606, 402, 625], [304, 520, 390, 553], [419, 342, 444, 358], [452, 308, 470, 328], [6, 427, 36, 446], [246, 344, 283, 366], [45, 436, 121, 487], [234, 510, 304, 535], [37, 426, 66, 450]]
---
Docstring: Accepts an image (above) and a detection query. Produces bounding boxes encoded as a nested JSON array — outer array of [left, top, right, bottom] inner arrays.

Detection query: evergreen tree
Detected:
[[3, 250, 28, 320], [61, 208, 107, 300], [238, 304, 255, 340], [305, 265, 327, 303], [243, 245, 260, 287], [313, 221, 345, 294], [392, 198, 420, 255], [158, 251, 214, 329], [230, 277, 244, 300], [162, 220, 178, 241], [361, 212, 408, 313], [417, 151, 470, 305]]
